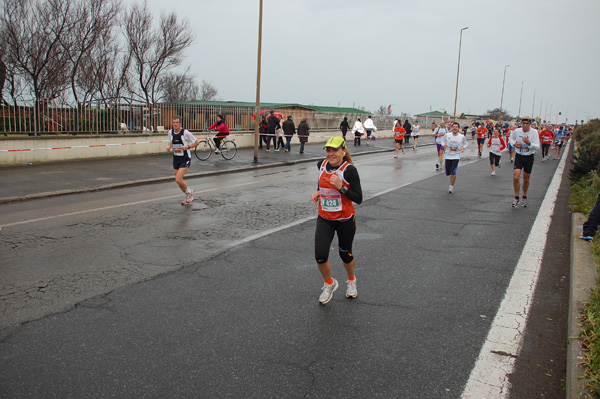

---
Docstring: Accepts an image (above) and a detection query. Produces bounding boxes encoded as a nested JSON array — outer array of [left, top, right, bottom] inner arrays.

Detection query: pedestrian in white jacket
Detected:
[[352, 118, 365, 146], [363, 116, 377, 145]]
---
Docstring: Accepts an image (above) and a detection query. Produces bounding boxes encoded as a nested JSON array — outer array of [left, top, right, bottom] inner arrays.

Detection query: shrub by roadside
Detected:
[[570, 119, 600, 182]]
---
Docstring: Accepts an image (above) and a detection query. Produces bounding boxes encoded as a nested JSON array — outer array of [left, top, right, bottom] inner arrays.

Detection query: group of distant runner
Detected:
[[392, 117, 574, 205], [164, 112, 578, 306]]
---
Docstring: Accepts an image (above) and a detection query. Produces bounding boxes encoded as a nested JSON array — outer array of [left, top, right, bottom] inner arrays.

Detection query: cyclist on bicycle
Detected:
[[208, 114, 230, 154]]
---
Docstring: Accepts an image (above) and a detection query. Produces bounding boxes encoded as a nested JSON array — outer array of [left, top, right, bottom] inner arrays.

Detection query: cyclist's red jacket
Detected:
[[208, 121, 230, 137]]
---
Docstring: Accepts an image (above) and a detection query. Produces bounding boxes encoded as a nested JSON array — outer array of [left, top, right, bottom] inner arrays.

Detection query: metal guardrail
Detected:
[[0, 102, 403, 136]]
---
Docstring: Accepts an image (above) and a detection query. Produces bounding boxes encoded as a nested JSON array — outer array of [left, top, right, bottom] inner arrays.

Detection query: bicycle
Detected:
[[194, 132, 237, 161]]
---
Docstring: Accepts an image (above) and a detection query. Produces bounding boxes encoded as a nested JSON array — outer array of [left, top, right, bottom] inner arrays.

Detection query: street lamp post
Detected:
[[531, 89, 538, 119], [500, 64, 510, 120], [518, 80, 524, 118], [453, 27, 468, 120]]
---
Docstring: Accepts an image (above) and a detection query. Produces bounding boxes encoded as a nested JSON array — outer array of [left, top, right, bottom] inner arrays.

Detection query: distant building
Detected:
[[414, 110, 453, 128]]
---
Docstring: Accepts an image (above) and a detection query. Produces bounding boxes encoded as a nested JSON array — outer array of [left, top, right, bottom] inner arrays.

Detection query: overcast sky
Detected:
[[144, 0, 600, 123]]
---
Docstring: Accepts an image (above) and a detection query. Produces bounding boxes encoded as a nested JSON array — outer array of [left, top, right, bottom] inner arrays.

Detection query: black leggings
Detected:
[[276, 136, 285, 149], [213, 134, 228, 149], [542, 143, 551, 158], [315, 215, 356, 264], [266, 135, 276, 150]]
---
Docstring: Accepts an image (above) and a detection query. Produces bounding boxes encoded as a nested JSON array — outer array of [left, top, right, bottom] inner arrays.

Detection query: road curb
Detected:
[[567, 212, 597, 398]]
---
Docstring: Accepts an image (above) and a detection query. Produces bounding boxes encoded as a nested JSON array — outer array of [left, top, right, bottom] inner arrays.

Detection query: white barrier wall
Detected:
[[0, 130, 403, 166]]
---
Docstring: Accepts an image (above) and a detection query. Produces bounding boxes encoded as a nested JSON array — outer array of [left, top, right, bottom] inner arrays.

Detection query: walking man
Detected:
[[363, 116, 377, 145], [509, 116, 540, 208]]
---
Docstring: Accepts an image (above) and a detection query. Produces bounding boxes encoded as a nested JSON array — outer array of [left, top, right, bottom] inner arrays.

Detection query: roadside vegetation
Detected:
[[570, 119, 600, 396]]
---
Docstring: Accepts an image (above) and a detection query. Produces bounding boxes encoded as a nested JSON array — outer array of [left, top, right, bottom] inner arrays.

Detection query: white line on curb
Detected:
[[461, 144, 570, 398]]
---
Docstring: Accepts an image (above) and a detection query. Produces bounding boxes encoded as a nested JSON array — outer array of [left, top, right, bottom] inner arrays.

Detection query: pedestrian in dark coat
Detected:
[[403, 120, 412, 144], [297, 118, 310, 154], [282, 115, 295, 152], [266, 110, 280, 151], [259, 115, 268, 149], [340, 117, 350, 139]]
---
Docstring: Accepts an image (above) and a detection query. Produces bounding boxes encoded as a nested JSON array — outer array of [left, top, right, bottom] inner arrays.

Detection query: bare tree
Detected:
[[158, 68, 200, 102], [200, 80, 218, 101], [1, 0, 75, 134], [122, 1, 194, 129], [0, 48, 6, 105], [95, 41, 133, 104], [63, 0, 120, 107], [375, 105, 391, 117], [484, 108, 512, 121]]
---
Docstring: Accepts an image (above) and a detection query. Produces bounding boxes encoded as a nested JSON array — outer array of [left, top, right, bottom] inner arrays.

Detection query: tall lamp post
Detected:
[[253, 0, 264, 163], [531, 89, 538, 120], [517, 80, 524, 119], [452, 26, 468, 120], [499, 64, 510, 119]]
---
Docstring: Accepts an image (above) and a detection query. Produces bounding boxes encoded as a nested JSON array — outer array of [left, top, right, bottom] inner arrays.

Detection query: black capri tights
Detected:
[[315, 216, 356, 264]]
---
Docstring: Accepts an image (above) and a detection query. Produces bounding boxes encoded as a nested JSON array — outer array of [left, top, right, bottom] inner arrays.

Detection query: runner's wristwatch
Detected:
[[339, 186, 348, 194]]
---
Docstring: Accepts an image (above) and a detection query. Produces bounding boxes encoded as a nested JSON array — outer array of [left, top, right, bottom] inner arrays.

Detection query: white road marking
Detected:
[[461, 145, 570, 398]]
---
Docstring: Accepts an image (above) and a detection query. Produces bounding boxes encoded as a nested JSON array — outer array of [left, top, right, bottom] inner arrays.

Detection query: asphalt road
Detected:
[[0, 140, 571, 398]]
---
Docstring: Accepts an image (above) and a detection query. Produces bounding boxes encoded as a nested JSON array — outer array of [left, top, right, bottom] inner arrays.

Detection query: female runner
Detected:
[[311, 136, 363, 305]]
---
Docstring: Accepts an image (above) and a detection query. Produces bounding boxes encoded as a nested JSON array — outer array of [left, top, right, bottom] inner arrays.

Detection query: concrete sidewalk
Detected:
[[0, 137, 403, 204]]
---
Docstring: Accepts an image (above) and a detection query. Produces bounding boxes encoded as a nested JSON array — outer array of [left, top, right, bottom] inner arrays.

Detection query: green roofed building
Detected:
[[157, 100, 371, 132], [414, 110, 454, 128]]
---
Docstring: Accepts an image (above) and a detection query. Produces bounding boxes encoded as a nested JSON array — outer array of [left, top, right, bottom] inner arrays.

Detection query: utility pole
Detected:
[[500, 64, 510, 120], [517, 80, 524, 118], [253, 0, 263, 163], [453, 27, 468, 120]]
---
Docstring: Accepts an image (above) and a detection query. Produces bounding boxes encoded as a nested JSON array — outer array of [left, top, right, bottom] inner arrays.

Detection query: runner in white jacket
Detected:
[[442, 122, 468, 193]]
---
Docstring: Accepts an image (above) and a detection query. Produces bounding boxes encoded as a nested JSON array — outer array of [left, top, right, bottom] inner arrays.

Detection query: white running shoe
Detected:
[[512, 198, 519, 208], [319, 279, 338, 305], [346, 279, 357, 298], [448, 186, 453, 193], [521, 198, 528, 207], [215, 149, 221, 154], [185, 188, 194, 204], [491, 171, 495, 176]]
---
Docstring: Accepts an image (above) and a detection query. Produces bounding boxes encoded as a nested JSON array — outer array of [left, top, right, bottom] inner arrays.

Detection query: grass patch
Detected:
[[571, 171, 600, 214], [574, 170, 600, 396]]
